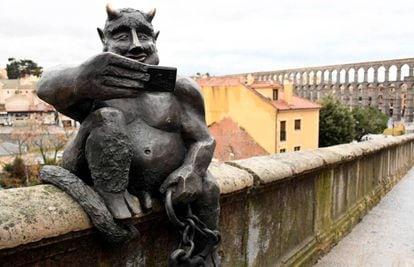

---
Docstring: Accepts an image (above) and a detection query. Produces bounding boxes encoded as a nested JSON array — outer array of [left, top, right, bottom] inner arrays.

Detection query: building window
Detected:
[[294, 119, 301, 130], [280, 149, 286, 153], [280, 121, 286, 141], [294, 146, 301, 151], [273, 89, 278, 100]]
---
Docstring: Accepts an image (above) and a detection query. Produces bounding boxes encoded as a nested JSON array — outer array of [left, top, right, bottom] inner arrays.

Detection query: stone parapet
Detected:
[[1, 134, 414, 266]]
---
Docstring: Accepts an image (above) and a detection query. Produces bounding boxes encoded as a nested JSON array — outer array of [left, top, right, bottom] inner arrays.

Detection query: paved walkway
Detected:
[[315, 167, 414, 267]]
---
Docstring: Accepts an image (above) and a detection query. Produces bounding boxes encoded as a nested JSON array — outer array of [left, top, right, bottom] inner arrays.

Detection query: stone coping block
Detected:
[[0, 163, 253, 250], [209, 162, 254, 194], [0, 185, 92, 250], [231, 156, 294, 185]]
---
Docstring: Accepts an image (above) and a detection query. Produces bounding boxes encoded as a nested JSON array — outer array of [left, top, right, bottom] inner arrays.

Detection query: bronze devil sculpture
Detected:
[[37, 4, 221, 266]]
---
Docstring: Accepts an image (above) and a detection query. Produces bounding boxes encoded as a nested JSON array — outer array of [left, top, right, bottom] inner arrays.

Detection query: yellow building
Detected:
[[197, 77, 321, 154]]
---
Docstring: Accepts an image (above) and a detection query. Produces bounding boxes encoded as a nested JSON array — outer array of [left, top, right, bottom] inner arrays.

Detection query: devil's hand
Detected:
[[160, 166, 203, 205], [74, 52, 149, 100]]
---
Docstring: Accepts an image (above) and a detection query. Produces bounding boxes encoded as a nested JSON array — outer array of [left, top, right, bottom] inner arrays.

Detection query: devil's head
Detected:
[[97, 4, 160, 65]]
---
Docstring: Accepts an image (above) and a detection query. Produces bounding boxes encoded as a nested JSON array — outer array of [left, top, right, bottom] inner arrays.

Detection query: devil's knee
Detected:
[[86, 107, 131, 156]]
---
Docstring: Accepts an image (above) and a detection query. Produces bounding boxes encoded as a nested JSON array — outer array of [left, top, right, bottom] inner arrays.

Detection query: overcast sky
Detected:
[[0, 0, 413, 76]]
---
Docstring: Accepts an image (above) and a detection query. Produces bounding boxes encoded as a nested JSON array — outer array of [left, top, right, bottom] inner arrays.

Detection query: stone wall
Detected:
[[1, 135, 414, 266]]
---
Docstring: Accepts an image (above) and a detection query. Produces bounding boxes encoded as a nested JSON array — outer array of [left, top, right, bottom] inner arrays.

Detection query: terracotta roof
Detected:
[[270, 91, 321, 110], [249, 82, 282, 89], [209, 117, 269, 162], [196, 77, 243, 87]]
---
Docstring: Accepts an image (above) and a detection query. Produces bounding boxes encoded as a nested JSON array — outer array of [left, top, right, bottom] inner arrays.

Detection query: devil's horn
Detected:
[[146, 8, 156, 22], [106, 3, 120, 20]]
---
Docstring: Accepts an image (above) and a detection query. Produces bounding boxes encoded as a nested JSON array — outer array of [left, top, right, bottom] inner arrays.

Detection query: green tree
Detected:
[[6, 58, 19, 79], [318, 95, 356, 147], [6, 58, 43, 79], [352, 106, 388, 141]]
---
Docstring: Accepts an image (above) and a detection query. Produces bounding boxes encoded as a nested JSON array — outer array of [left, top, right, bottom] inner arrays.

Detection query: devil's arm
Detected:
[[38, 52, 150, 122], [37, 65, 93, 122], [175, 76, 215, 177]]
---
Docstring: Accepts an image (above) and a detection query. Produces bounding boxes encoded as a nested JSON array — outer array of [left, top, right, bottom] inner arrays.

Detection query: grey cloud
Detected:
[[1, 0, 413, 75]]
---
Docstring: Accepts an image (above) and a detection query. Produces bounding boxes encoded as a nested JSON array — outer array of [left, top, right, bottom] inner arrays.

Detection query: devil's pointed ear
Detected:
[[154, 31, 160, 41], [97, 28, 107, 51], [97, 28, 105, 44]]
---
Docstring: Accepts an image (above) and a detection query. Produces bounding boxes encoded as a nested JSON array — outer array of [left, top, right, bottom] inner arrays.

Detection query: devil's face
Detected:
[[102, 10, 159, 65]]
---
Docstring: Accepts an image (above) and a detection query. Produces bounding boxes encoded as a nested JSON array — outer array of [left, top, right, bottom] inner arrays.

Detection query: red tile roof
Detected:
[[196, 77, 243, 87], [271, 92, 321, 110], [209, 117, 269, 162], [249, 82, 282, 89]]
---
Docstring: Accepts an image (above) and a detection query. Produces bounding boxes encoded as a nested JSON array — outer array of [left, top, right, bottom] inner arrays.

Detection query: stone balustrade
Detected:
[[1, 134, 414, 266]]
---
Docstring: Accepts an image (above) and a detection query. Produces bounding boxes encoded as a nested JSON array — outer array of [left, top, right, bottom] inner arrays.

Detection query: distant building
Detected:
[[0, 69, 7, 79], [197, 76, 321, 157], [0, 77, 75, 127]]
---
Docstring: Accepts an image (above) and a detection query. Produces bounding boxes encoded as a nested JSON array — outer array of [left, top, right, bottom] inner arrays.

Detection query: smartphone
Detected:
[[144, 65, 177, 92]]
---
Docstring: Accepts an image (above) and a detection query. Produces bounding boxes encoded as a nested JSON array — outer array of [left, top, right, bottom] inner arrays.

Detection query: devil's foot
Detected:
[[136, 191, 153, 212], [94, 188, 141, 219]]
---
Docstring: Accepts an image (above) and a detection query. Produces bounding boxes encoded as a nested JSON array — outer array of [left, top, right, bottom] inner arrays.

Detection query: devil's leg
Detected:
[[191, 171, 221, 266], [192, 171, 220, 230], [84, 107, 140, 219]]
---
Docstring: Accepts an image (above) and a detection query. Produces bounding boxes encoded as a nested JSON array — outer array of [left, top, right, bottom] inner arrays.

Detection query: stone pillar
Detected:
[[327, 70, 332, 84], [337, 71, 341, 85], [345, 70, 349, 84], [371, 87, 378, 108], [396, 67, 402, 81], [393, 86, 402, 121], [316, 87, 321, 100], [333, 85, 339, 98], [384, 67, 390, 82], [320, 71, 324, 84], [351, 86, 359, 109], [363, 69, 368, 83], [360, 85, 367, 107], [383, 88, 390, 116], [321, 85, 328, 98], [405, 84, 413, 122], [374, 68, 379, 83], [355, 71, 359, 84], [343, 87, 349, 106]]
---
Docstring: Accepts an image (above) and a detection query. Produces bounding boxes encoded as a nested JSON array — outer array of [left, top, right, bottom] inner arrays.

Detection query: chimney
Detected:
[[246, 74, 255, 85], [283, 80, 293, 105]]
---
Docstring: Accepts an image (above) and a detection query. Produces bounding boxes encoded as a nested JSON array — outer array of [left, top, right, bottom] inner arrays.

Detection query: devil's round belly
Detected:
[[126, 120, 186, 192]]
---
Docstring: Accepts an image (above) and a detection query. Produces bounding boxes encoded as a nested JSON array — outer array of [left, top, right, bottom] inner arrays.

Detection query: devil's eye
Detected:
[[138, 33, 149, 40], [113, 32, 129, 40]]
